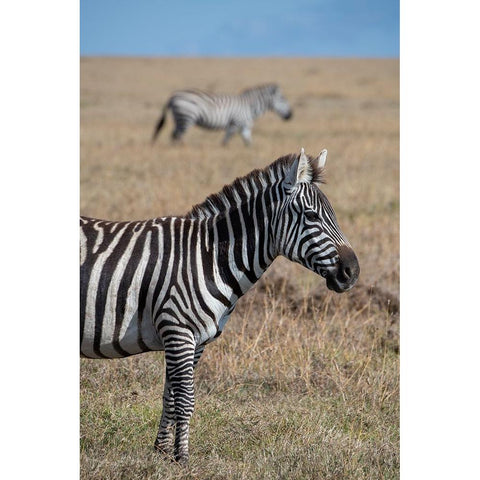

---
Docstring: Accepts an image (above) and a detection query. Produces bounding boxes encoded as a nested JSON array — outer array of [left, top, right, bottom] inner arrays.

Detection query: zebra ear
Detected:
[[284, 148, 313, 190], [308, 149, 327, 186], [315, 149, 327, 170]]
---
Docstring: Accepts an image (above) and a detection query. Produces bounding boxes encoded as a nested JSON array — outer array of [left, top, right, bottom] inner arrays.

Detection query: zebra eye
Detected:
[[304, 210, 319, 222]]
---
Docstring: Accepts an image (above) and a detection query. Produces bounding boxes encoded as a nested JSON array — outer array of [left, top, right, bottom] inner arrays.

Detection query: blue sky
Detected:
[[80, 0, 399, 57]]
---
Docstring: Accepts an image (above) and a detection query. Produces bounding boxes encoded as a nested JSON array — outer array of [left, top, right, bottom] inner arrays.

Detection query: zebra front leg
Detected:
[[240, 126, 252, 146], [163, 337, 196, 464], [154, 373, 176, 457], [222, 125, 237, 146], [154, 343, 203, 460]]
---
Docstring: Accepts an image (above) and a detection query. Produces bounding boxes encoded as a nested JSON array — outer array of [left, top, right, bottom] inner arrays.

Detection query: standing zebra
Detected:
[[80, 148, 359, 464], [151, 84, 292, 146]]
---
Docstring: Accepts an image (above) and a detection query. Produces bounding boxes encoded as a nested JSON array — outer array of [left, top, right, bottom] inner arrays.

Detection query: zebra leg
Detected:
[[222, 125, 237, 146], [162, 336, 196, 464], [154, 372, 176, 457], [154, 342, 204, 461], [171, 115, 192, 143], [240, 126, 252, 146], [171, 127, 186, 143]]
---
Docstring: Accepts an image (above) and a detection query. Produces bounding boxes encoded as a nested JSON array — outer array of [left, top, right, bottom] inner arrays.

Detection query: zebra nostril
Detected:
[[343, 266, 352, 279]]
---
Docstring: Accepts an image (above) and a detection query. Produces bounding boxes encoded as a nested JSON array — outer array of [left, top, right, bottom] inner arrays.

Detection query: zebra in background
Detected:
[[80, 148, 359, 464], [151, 83, 292, 146]]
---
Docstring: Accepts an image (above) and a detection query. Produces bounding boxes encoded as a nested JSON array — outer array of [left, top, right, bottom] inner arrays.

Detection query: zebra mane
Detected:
[[240, 83, 278, 96], [186, 154, 325, 220]]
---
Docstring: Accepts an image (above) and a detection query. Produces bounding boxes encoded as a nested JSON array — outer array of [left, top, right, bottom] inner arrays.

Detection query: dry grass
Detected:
[[80, 57, 399, 479]]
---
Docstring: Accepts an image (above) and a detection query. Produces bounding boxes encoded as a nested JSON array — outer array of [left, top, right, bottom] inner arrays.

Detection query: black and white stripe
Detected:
[[80, 148, 359, 463], [151, 84, 292, 145]]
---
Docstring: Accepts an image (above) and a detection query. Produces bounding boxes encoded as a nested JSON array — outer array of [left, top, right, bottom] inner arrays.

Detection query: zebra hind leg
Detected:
[[170, 116, 191, 144], [171, 127, 186, 143]]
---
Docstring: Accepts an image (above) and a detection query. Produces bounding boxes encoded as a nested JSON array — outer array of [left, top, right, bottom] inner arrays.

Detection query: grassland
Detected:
[[80, 57, 399, 479]]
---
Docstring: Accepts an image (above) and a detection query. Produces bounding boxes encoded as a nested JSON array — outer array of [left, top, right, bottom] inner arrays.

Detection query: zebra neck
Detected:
[[242, 92, 268, 118], [210, 196, 277, 298]]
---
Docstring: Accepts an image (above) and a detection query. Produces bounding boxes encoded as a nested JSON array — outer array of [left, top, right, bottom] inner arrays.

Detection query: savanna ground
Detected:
[[80, 57, 399, 479]]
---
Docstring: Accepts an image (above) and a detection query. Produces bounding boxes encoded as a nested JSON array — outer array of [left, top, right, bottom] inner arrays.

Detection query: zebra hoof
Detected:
[[153, 442, 173, 458], [174, 454, 189, 466]]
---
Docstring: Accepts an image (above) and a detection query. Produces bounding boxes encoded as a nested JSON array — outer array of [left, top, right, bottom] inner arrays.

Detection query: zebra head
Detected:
[[269, 85, 293, 120], [276, 148, 359, 293]]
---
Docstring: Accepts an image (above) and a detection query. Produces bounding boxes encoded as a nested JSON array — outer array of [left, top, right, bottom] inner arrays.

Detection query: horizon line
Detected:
[[80, 54, 399, 60]]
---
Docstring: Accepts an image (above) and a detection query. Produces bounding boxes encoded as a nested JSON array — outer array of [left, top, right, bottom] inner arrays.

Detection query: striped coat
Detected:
[[80, 149, 359, 463]]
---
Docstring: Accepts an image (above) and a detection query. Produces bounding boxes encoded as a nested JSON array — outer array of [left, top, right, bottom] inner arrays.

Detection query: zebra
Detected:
[[80, 148, 359, 464], [151, 83, 293, 146]]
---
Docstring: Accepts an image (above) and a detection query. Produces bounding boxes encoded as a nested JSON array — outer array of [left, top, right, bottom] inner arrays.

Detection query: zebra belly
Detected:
[[81, 309, 164, 359], [217, 303, 236, 334], [196, 118, 228, 130], [196, 108, 239, 130]]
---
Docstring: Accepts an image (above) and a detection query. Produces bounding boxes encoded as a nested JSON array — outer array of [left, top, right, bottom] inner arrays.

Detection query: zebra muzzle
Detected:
[[323, 246, 360, 293]]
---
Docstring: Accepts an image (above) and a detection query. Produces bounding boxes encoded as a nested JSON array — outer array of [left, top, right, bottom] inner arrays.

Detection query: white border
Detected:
[[2, 1, 79, 478], [401, 1, 480, 478]]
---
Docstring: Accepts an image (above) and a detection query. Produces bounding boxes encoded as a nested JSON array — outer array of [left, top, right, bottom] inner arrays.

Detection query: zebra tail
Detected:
[[151, 103, 169, 144]]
